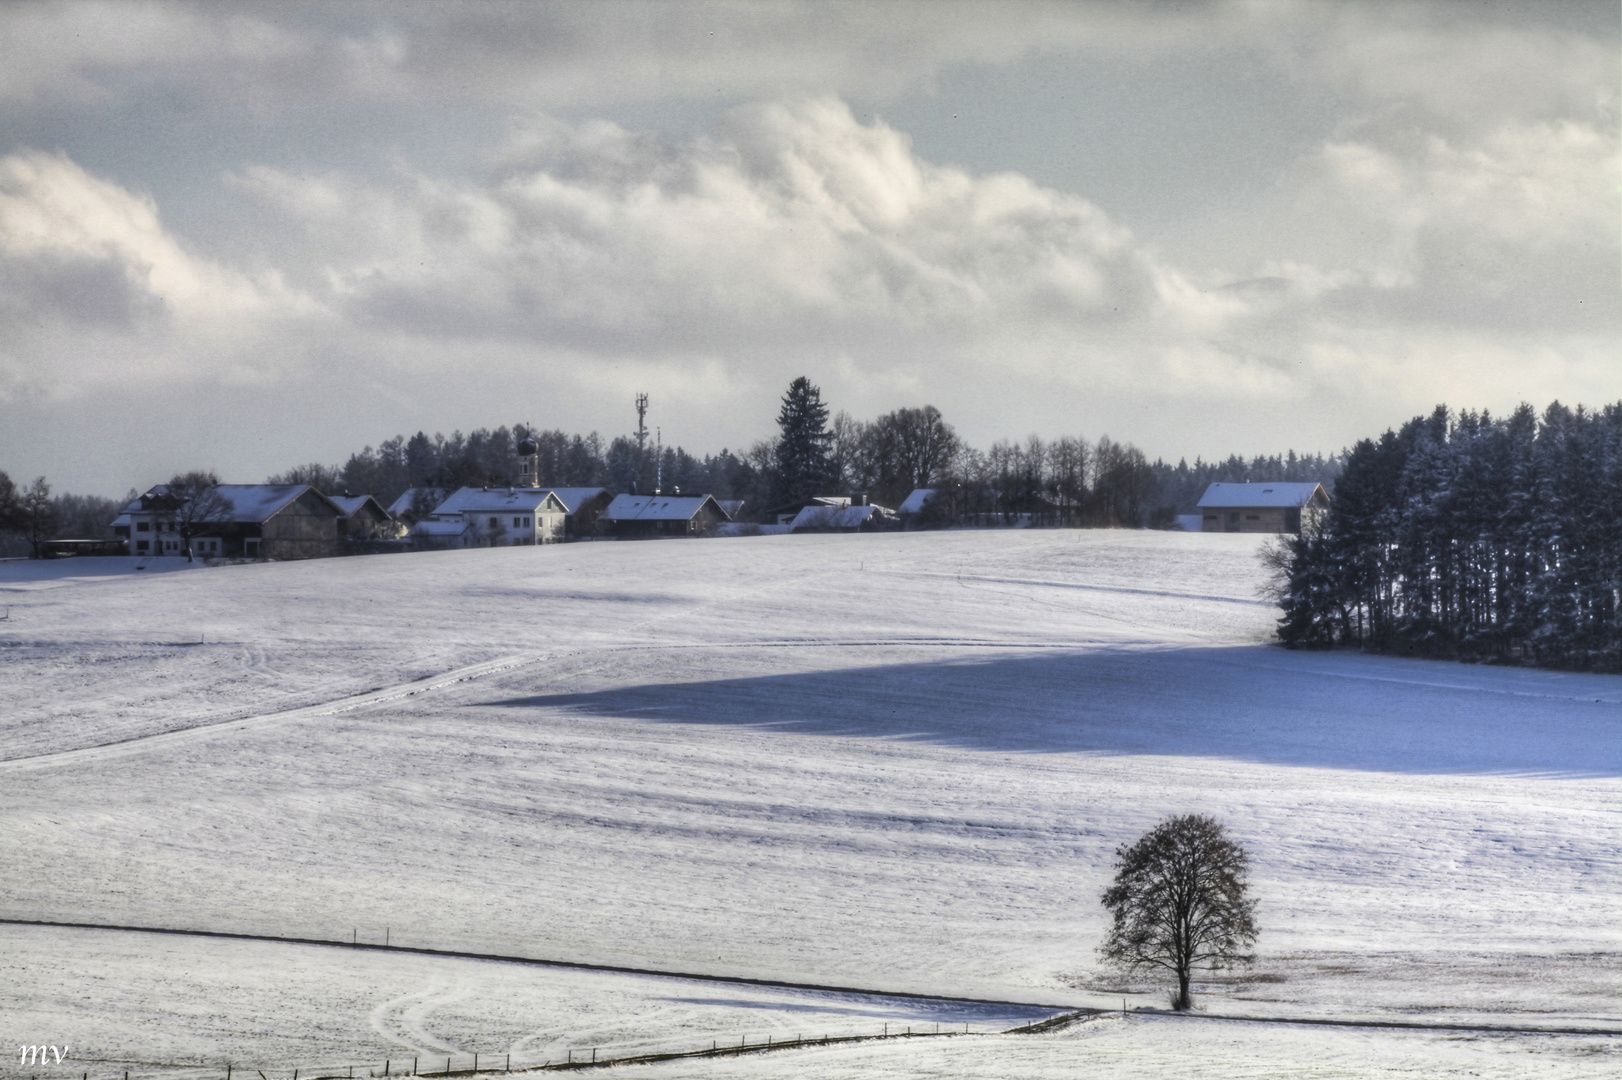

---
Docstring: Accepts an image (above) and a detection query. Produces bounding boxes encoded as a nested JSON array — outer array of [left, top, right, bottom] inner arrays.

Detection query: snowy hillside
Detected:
[[2, 531, 1618, 1077]]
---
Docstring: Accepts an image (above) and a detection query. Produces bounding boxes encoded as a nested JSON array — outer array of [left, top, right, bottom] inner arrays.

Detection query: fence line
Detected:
[[17, 1018, 1073, 1080]]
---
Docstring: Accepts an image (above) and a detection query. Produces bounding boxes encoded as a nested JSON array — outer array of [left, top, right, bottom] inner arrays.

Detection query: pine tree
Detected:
[[773, 377, 834, 504]]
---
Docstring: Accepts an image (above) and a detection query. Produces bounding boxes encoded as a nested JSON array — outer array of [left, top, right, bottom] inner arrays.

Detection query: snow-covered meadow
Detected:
[[2, 531, 1618, 1076]]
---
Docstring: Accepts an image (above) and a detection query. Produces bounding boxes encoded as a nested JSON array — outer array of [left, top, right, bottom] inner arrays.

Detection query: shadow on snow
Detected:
[[478, 646, 1622, 777]]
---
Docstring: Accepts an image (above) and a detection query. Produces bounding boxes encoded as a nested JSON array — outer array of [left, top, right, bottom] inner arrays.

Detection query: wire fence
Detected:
[[13, 1016, 1085, 1080]]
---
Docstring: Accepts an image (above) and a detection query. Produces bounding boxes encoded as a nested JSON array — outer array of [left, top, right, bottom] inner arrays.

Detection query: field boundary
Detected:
[[0, 918, 1078, 1012], [5, 918, 1619, 1040]]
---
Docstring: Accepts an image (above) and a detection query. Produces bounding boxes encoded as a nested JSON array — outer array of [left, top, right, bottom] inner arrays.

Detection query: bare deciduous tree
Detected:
[[154, 471, 232, 562], [16, 476, 58, 557], [1101, 814, 1258, 1011]]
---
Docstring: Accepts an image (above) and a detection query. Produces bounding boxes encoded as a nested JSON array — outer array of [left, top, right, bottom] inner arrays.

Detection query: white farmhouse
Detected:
[[416, 487, 569, 547]]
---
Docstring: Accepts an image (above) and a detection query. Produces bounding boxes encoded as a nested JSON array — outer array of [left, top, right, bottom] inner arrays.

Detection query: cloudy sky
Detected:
[[0, 1, 1616, 495]]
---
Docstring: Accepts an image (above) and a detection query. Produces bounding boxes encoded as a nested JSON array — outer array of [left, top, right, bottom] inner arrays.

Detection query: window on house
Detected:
[[489, 517, 498, 527], [136, 540, 149, 552], [514, 516, 522, 528], [1245, 515, 1260, 520], [137, 521, 150, 531]]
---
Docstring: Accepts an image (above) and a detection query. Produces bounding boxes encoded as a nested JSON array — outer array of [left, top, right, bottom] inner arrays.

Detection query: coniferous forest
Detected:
[[1275, 402, 1622, 672]]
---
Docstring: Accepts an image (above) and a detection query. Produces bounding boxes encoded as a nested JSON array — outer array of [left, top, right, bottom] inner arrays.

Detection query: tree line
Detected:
[[0, 473, 123, 557], [1274, 401, 1622, 671], [1, 376, 1341, 550], [269, 378, 1339, 527]]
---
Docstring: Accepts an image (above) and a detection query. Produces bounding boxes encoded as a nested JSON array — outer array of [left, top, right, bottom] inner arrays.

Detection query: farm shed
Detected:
[[601, 494, 730, 538], [1196, 482, 1330, 534], [408, 517, 473, 550]]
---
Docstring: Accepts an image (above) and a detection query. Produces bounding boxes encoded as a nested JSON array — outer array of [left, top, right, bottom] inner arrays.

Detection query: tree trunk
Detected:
[[1175, 969, 1191, 1011]]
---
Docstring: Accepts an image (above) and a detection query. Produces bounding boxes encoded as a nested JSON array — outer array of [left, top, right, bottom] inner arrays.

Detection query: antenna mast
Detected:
[[635, 393, 649, 451]]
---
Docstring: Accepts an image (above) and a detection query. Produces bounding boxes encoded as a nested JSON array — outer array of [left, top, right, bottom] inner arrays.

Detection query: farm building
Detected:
[[898, 488, 944, 528], [542, 487, 614, 538], [112, 484, 346, 559], [386, 488, 449, 526], [601, 494, 730, 538], [422, 487, 569, 546], [328, 495, 400, 540], [788, 499, 898, 533], [407, 517, 473, 550], [763, 496, 849, 526], [1196, 482, 1330, 534]]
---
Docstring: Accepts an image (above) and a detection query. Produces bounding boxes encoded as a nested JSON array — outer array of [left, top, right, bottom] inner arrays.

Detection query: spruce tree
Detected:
[[773, 377, 834, 505]]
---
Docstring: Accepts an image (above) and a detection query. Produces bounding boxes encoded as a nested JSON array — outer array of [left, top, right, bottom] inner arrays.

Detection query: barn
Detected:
[[600, 494, 730, 538], [1196, 482, 1330, 534]]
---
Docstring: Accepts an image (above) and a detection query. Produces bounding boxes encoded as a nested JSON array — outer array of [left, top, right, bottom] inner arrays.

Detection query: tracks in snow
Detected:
[[0, 653, 543, 771], [0, 634, 1150, 770]]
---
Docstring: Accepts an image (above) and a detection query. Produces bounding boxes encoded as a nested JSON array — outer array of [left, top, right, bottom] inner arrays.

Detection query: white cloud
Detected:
[[0, 1, 1615, 490], [0, 149, 317, 397], [234, 99, 1182, 360]]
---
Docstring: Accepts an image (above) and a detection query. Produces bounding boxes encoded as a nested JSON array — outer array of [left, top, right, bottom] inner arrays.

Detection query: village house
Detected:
[[417, 487, 569, 547], [1196, 481, 1330, 534], [112, 484, 347, 559], [600, 493, 730, 538]]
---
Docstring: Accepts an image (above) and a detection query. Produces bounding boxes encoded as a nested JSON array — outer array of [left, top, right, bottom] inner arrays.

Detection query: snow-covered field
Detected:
[[3, 532, 1618, 1077]]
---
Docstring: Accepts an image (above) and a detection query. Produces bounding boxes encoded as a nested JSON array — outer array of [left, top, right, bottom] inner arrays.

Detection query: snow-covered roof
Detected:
[[217, 485, 341, 522], [431, 487, 567, 516], [764, 496, 848, 517], [1196, 482, 1329, 509], [602, 494, 728, 522], [386, 488, 444, 518], [328, 495, 388, 519], [543, 487, 611, 514], [122, 484, 340, 523], [789, 504, 895, 531], [898, 489, 937, 514]]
